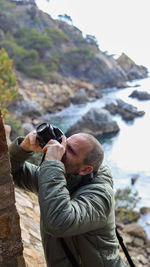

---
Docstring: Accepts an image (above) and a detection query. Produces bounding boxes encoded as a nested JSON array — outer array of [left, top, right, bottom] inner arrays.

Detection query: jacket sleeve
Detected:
[[38, 160, 113, 237], [9, 137, 39, 194]]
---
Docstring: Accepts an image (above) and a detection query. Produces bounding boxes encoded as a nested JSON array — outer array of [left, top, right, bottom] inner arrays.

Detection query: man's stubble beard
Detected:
[[61, 154, 81, 176]]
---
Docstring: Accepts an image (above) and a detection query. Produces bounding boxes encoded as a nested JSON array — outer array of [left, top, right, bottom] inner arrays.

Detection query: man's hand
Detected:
[[20, 131, 42, 152], [42, 135, 66, 161]]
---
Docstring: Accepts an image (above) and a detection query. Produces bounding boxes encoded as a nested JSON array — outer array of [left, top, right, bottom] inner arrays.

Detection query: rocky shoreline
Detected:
[[7, 51, 148, 125]]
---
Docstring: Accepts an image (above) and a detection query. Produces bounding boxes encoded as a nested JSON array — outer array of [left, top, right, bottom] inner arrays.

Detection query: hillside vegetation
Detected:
[[0, 0, 99, 82]]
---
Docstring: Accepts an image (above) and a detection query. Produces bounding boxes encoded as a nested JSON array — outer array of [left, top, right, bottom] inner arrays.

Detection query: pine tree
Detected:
[[0, 48, 18, 119]]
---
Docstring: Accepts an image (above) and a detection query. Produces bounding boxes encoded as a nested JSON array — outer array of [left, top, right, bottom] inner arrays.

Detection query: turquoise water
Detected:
[[42, 77, 150, 238]]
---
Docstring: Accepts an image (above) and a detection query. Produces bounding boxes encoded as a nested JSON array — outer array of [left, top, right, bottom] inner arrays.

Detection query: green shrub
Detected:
[[63, 46, 94, 68], [26, 64, 49, 79], [16, 28, 53, 54], [115, 186, 140, 210], [49, 73, 60, 83], [27, 6, 37, 21], [115, 186, 141, 223], [45, 54, 60, 71], [45, 27, 69, 42], [0, 40, 39, 69], [0, 48, 18, 119]]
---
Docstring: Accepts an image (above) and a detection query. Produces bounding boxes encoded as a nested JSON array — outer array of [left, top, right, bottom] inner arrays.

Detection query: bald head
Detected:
[[77, 133, 104, 173]]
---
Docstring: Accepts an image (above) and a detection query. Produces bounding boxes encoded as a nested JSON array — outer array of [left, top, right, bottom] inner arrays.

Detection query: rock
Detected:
[[105, 99, 145, 120], [137, 254, 149, 265], [15, 191, 33, 209], [140, 207, 150, 215], [115, 209, 140, 224], [82, 52, 128, 88], [131, 175, 139, 185], [117, 53, 148, 80], [54, 94, 71, 107], [129, 90, 150, 100], [8, 98, 42, 117], [71, 88, 89, 104], [146, 247, 150, 254], [14, 188, 46, 266], [123, 223, 147, 242], [133, 237, 145, 247], [95, 89, 103, 99], [66, 107, 120, 138]]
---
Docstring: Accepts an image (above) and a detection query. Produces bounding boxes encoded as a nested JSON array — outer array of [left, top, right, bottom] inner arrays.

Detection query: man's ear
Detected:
[[79, 165, 93, 176]]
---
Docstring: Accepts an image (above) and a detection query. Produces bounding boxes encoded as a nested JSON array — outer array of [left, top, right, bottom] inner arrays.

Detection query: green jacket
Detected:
[[9, 137, 126, 267]]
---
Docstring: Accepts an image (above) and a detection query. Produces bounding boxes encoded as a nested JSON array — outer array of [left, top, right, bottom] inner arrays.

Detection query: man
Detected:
[[9, 131, 126, 267]]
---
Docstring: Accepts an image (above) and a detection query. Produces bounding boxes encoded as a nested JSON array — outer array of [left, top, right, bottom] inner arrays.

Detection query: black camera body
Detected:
[[36, 123, 64, 148]]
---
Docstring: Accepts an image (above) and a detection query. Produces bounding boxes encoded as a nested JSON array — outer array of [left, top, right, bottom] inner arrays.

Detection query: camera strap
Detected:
[[39, 154, 46, 166], [116, 227, 135, 267], [60, 228, 135, 267]]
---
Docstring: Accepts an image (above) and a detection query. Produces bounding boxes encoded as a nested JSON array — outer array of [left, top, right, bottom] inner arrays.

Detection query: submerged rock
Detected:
[[129, 90, 150, 100], [105, 99, 145, 120], [66, 107, 119, 138]]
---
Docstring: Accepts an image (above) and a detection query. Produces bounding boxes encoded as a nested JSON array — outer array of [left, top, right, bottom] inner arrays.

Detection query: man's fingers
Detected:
[[61, 135, 67, 148], [42, 136, 66, 155], [42, 145, 48, 154], [29, 131, 37, 145]]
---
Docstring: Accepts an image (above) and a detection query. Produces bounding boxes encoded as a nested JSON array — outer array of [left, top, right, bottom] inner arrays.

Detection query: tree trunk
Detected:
[[0, 110, 26, 266]]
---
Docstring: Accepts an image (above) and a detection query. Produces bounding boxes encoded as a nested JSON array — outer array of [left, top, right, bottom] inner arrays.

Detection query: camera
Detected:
[[36, 123, 64, 148]]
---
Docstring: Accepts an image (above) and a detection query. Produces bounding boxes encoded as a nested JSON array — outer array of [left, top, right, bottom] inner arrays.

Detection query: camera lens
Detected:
[[37, 123, 48, 133], [36, 123, 56, 148]]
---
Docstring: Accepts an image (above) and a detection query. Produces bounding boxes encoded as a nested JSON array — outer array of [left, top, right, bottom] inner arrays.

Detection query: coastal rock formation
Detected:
[[129, 90, 150, 100], [0, 0, 148, 118], [66, 107, 120, 138], [117, 53, 148, 80], [7, 74, 98, 120], [105, 99, 145, 120], [70, 52, 128, 88]]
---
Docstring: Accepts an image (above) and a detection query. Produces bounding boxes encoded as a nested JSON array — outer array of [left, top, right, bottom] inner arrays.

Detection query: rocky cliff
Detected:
[[0, 0, 148, 120]]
